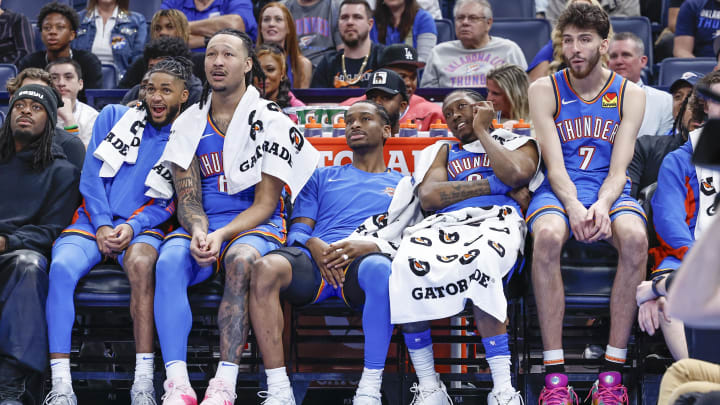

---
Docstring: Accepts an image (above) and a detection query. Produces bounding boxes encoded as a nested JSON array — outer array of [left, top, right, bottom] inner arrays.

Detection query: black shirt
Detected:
[[311, 43, 384, 88], [17, 49, 103, 90], [628, 130, 687, 198]]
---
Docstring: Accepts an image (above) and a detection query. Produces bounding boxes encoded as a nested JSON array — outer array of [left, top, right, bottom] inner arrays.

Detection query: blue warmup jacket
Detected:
[[77, 104, 175, 237], [649, 140, 698, 277]]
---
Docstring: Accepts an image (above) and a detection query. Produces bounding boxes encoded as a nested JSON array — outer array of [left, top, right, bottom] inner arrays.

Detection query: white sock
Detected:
[[50, 358, 72, 386], [265, 367, 291, 393], [605, 345, 628, 365], [215, 361, 239, 390], [357, 367, 383, 394], [165, 360, 189, 382], [135, 353, 154, 383], [487, 355, 512, 391], [408, 345, 437, 389]]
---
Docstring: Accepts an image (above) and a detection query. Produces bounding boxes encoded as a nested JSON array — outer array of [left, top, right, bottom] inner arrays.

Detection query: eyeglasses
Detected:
[[455, 14, 488, 23]]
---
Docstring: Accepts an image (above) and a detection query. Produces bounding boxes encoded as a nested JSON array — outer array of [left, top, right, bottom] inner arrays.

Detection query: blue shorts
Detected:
[[526, 188, 646, 235]]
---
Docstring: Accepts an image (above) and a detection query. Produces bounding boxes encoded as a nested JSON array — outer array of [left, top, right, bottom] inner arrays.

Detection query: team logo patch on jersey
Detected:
[[436, 254, 458, 263], [701, 177, 716, 196], [411, 236, 432, 246], [459, 249, 480, 264], [602, 92, 618, 108], [408, 258, 430, 276], [439, 229, 460, 244], [488, 240, 505, 257], [383, 187, 395, 197], [372, 213, 388, 228]]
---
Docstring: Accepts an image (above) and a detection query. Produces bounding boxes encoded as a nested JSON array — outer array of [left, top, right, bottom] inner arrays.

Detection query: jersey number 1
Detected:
[[578, 146, 596, 170]]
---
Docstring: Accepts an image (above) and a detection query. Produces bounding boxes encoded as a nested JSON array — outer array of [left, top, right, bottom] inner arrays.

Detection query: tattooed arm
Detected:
[[418, 144, 493, 212], [172, 158, 213, 265]]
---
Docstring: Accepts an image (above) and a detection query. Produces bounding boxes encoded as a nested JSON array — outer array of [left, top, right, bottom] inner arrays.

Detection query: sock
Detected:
[[603, 345, 627, 373], [135, 353, 154, 383], [482, 333, 512, 391], [543, 349, 565, 375], [50, 358, 72, 386], [357, 367, 383, 394], [165, 360, 189, 382], [404, 330, 437, 389], [215, 361, 239, 390], [265, 367, 291, 393]]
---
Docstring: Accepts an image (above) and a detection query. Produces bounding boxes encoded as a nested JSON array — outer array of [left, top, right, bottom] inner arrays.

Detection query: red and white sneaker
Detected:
[[161, 378, 197, 405], [538, 374, 578, 405], [200, 378, 237, 405], [587, 372, 629, 405]]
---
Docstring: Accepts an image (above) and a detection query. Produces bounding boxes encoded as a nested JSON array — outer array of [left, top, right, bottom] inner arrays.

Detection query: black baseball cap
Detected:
[[379, 44, 425, 69], [669, 71, 703, 94], [365, 69, 408, 101]]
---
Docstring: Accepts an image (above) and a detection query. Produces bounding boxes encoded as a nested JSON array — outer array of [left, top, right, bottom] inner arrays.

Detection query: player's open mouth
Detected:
[[151, 106, 166, 116], [456, 121, 467, 131]]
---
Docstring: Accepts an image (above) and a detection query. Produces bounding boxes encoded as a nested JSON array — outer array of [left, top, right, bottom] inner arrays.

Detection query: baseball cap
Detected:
[[365, 69, 408, 101], [669, 71, 703, 94], [379, 44, 425, 69]]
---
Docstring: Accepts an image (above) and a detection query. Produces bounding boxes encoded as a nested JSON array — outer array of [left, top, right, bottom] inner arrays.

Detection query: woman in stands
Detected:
[[256, 2, 313, 88], [73, 0, 147, 80], [119, 9, 205, 88], [255, 44, 306, 123], [370, 0, 437, 63], [486, 64, 530, 123]]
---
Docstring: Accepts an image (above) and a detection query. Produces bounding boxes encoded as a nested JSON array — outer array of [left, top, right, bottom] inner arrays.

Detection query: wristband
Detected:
[[652, 275, 666, 298], [486, 175, 512, 195], [63, 124, 79, 131], [288, 222, 313, 247]]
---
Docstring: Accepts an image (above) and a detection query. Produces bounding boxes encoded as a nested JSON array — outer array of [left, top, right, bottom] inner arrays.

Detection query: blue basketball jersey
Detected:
[[551, 69, 627, 198], [196, 114, 284, 228], [291, 164, 403, 244], [439, 142, 520, 213]]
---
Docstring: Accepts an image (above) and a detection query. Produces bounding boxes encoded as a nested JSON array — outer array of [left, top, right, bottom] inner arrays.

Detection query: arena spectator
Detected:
[[674, 0, 720, 58], [527, 3, 647, 403], [161, 0, 257, 50], [0, 84, 81, 405], [544, 0, 640, 26], [47, 58, 99, 147], [608, 32, 674, 136], [340, 44, 445, 131], [420, 0, 527, 88], [119, 9, 206, 88], [119, 38, 203, 107], [311, 0, 385, 88], [653, 0, 685, 61], [73, 0, 147, 80], [370, 0, 437, 62], [0, 0, 35, 65], [6, 68, 86, 170], [17, 2, 102, 90], [257, 2, 313, 88], [365, 69, 408, 134], [254, 44, 306, 112], [628, 71, 702, 198], [286, 0, 343, 65], [486, 64, 530, 123]]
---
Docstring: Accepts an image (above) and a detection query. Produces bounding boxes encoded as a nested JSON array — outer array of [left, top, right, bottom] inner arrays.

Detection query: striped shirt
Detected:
[[0, 8, 34, 65]]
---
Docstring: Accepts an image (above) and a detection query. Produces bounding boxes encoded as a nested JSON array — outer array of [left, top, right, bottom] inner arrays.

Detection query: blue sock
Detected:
[[482, 333, 512, 391], [357, 255, 394, 370], [404, 329, 437, 388]]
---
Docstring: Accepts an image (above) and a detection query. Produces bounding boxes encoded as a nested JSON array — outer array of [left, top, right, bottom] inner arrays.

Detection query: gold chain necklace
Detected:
[[341, 53, 369, 86]]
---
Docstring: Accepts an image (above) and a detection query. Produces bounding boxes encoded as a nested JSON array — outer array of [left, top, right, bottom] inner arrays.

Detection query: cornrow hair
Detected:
[[444, 89, 485, 107], [0, 112, 56, 170], [350, 100, 391, 126], [149, 56, 193, 85], [199, 29, 266, 109]]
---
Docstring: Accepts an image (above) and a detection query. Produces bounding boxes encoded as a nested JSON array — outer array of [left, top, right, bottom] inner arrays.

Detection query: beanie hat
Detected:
[[10, 84, 63, 129]]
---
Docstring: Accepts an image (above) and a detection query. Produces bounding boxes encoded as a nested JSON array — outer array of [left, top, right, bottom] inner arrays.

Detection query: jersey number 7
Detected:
[[578, 146, 596, 170]]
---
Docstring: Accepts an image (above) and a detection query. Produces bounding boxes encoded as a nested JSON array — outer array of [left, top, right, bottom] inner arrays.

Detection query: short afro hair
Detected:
[[38, 2, 80, 33]]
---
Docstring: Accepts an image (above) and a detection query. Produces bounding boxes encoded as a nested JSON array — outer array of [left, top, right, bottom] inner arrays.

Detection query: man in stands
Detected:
[[46, 58, 99, 147], [311, 0, 384, 88], [17, 2, 102, 90], [0, 0, 35, 65], [608, 32, 673, 136], [420, 0, 526, 88], [0, 84, 80, 404], [527, 3, 647, 403], [160, 0, 257, 50], [364, 69, 408, 135], [673, 0, 720, 58], [153, 29, 317, 405], [341, 44, 445, 131], [286, 0, 343, 65], [6, 67, 86, 170], [43, 58, 192, 405]]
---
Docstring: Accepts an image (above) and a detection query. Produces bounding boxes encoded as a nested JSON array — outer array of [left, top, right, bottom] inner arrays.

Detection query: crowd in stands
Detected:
[[2, 0, 720, 405]]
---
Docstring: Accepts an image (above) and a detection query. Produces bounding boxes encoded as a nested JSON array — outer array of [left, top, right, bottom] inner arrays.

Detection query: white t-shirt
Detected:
[[90, 6, 118, 66], [636, 79, 674, 137], [420, 37, 528, 88], [57, 101, 99, 147]]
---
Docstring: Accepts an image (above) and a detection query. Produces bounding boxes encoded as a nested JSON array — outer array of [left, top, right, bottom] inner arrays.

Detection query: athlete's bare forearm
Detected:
[[172, 159, 209, 235]]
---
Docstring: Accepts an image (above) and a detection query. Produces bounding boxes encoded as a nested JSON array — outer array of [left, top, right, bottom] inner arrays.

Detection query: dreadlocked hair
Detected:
[[199, 29, 266, 109], [673, 95, 690, 137], [150, 56, 194, 87], [0, 113, 56, 170]]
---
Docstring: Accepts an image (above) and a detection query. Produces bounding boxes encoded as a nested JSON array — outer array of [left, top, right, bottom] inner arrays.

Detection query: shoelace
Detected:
[[204, 379, 237, 403], [538, 386, 579, 405], [42, 390, 74, 405], [490, 389, 525, 405], [132, 388, 158, 405], [257, 390, 292, 405], [409, 383, 453, 405], [161, 382, 192, 401], [585, 384, 628, 405]]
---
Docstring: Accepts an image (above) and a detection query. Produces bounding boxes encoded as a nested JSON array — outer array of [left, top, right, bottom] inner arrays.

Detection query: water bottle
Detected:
[[428, 119, 449, 137], [513, 119, 532, 136], [332, 117, 346, 138], [304, 117, 323, 137], [398, 119, 418, 137]]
